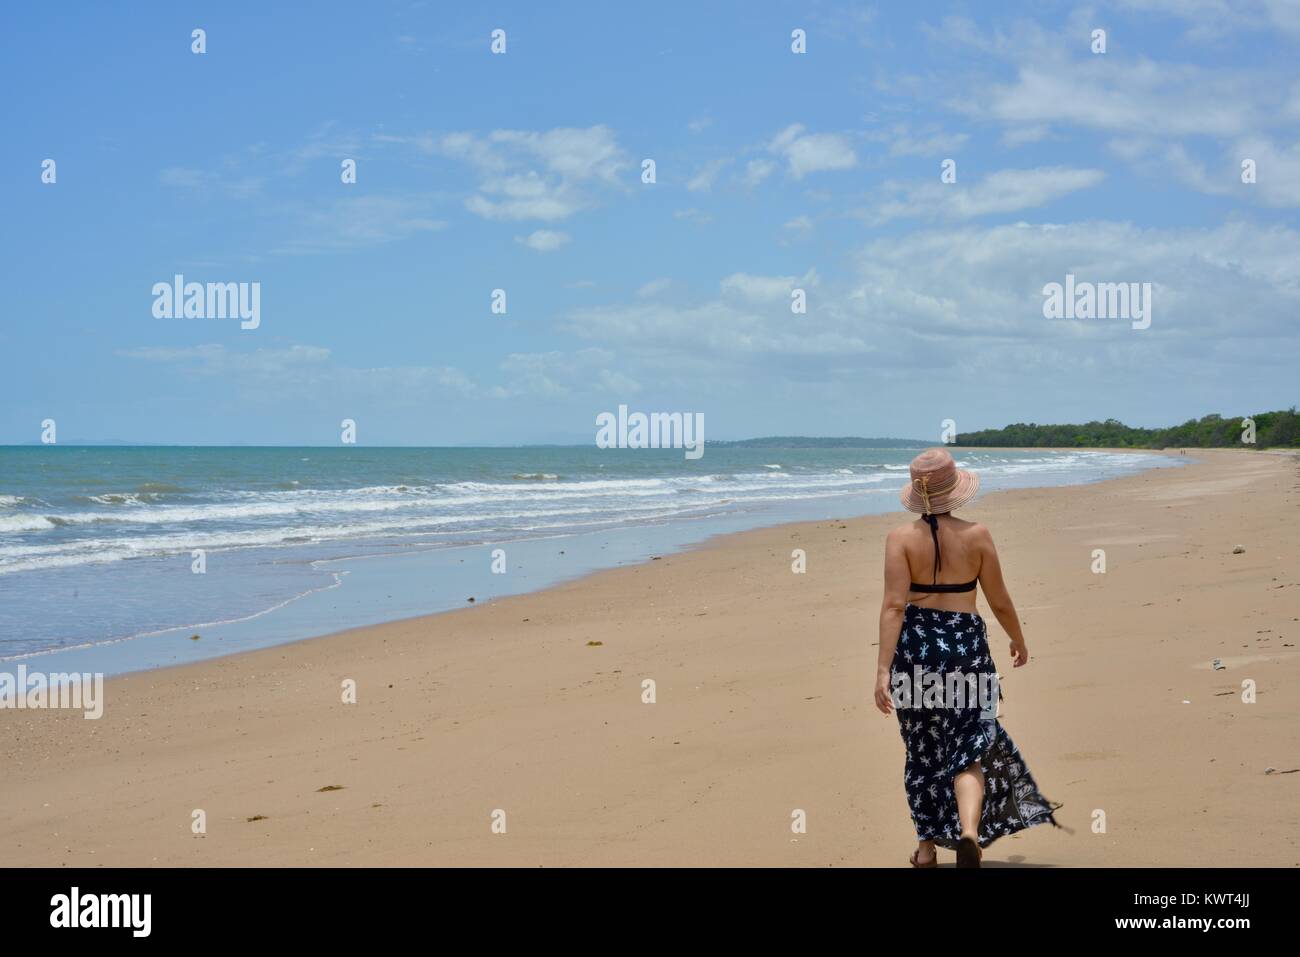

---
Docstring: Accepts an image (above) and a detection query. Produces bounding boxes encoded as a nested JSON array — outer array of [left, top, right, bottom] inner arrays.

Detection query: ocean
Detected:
[[0, 445, 1180, 674]]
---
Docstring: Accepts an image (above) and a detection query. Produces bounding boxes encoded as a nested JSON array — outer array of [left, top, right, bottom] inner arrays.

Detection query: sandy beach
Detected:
[[3, 448, 1297, 867]]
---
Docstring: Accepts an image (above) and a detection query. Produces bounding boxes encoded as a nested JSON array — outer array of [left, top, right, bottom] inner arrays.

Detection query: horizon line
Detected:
[[0, 437, 937, 449]]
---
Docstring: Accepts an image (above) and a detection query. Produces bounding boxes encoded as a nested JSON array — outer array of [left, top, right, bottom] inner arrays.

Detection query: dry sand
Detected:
[[3, 449, 1298, 867]]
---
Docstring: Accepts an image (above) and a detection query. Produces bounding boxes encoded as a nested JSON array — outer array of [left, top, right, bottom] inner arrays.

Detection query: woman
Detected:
[[873, 448, 1058, 867]]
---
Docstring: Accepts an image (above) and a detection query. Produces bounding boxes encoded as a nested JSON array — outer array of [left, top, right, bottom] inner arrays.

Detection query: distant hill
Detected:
[[709, 436, 931, 449], [957, 410, 1298, 449]]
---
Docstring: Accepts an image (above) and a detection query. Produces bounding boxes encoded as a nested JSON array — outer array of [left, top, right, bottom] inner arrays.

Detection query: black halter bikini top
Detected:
[[910, 513, 977, 594]]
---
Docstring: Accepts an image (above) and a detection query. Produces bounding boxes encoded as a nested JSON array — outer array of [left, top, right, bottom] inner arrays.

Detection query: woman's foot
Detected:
[[955, 834, 982, 868], [909, 841, 937, 868]]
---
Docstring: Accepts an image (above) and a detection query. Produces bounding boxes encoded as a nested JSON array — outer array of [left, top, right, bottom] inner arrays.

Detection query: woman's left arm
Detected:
[[874, 529, 911, 714]]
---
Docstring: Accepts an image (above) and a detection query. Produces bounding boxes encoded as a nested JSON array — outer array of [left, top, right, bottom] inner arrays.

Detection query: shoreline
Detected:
[[3, 448, 1296, 866], [6, 447, 1182, 678]]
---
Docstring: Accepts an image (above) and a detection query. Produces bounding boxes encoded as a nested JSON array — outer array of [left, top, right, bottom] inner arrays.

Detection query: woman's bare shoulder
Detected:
[[885, 520, 919, 545]]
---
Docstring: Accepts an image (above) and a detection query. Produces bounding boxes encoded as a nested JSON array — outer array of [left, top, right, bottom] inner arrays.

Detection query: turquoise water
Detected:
[[0, 445, 1179, 673]]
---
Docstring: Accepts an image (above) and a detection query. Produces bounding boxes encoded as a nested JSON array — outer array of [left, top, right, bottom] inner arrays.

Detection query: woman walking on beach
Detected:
[[873, 448, 1058, 867]]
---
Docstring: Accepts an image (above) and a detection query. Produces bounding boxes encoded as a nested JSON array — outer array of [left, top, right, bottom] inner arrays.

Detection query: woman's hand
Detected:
[[1009, 639, 1030, 667], [874, 669, 894, 715]]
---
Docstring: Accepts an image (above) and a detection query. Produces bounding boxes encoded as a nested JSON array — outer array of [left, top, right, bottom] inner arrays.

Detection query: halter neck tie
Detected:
[[922, 513, 941, 584]]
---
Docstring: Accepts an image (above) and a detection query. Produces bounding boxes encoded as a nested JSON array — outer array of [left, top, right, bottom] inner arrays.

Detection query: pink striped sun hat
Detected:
[[899, 447, 980, 515]]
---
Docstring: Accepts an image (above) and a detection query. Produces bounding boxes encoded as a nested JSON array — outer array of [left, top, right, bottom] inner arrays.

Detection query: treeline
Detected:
[[956, 410, 1299, 449]]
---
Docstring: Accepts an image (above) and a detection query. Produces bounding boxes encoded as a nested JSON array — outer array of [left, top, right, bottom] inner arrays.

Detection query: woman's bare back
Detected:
[[900, 514, 983, 613]]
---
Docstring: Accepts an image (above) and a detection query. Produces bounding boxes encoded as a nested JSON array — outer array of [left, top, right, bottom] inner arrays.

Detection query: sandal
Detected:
[[956, 837, 981, 868], [909, 849, 937, 868]]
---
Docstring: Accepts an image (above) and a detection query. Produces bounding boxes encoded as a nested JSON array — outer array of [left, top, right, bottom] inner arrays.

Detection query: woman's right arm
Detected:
[[975, 526, 1030, 667]]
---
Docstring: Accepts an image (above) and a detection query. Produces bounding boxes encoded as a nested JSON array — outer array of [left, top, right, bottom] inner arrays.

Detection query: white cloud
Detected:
[[928, 14, 1289, 146], [516, 229, 572, 253], [637, 278, 673, 297], [496, 348, 637, 398], [968, 62, 1263, 138], [160, 166, 263, 199], [742, 158, 777, 187], [117, 344, 239, 364], [673, 208, 712, 223], [768, 124, 858, 178], [438, 125, 630, 221], [159, 124, 361, 199], [1114, 0, 1300, 38], [687, 158, 729, 192], [598, 368, 642, 394], [272, 195, 448, 254], [552, 221, 1300, 401], [1000, 125, 1051, 147], [1124, 138, 1300, 208], [845, 220, 1300, 351], [117, 344, 339, 382], [465, 172, 585, 221], [280, 122, 361, 177], [1229, 137, 1300, 207], [117, 344, 482, 398], [560, 298, 872, 364], [720, 269, 820, 303], [488, 127, 626, 182], [869, 123, 969, 157], [870, 167, 1105, 223]]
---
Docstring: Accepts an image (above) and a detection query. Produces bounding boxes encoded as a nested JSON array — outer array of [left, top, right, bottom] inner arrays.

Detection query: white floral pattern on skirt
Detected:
[[892, 603, 1060, 849]]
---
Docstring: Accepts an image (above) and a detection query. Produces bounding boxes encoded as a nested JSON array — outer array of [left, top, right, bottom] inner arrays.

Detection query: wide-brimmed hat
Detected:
[[899, 447, 979, 515]]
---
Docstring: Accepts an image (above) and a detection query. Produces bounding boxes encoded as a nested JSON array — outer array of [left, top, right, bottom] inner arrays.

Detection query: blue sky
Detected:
[[3, 1, 1297, 445]]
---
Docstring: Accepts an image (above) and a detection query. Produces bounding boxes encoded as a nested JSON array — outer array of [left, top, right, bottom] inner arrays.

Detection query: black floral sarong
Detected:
[[891, 603, 1059, 849]]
